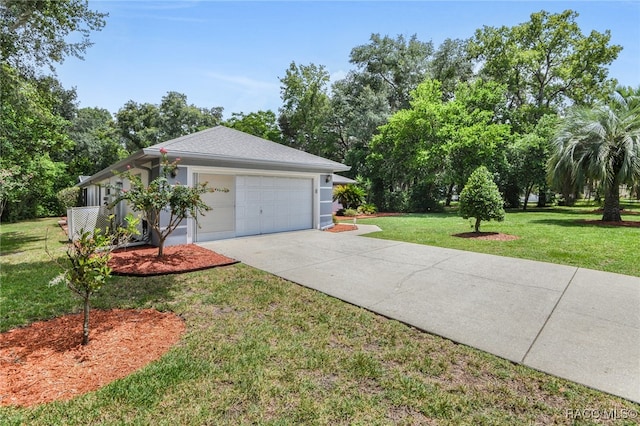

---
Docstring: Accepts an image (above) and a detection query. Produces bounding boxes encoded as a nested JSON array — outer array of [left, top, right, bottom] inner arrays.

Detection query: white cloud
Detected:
[[203, 72, 279, 92]]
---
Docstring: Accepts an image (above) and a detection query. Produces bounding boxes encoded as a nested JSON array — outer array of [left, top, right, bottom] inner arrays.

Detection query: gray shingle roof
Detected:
[[145, 126, 349, 172], [332, 174, 357, 185], [78, 126, 349, 187]]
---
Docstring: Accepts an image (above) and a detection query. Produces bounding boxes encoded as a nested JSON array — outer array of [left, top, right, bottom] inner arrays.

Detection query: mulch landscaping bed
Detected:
[[109, 244, 238, 276], [453, 232, 519, 241], [0, 309, 185, 407], [325, 224, 358, 233]]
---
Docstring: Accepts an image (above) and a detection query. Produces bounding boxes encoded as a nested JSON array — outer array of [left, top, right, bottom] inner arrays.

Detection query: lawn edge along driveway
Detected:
[[201, 228, 640, 403]]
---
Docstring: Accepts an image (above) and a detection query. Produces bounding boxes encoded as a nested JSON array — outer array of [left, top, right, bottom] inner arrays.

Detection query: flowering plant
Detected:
[[112, 150, 225, 257]]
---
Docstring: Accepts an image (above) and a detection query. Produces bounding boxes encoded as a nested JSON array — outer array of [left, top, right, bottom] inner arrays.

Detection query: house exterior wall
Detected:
[[319, 174, 334, 229], [79, 162, 338, 246]]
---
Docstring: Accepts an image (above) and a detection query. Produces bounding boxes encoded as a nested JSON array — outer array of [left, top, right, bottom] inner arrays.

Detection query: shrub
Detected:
[[408, 180, 442, 212], [333, 184, 366, 210], [459, 166, 505, 232], [377, 190, 409, 212], [357, 203, 378, 215], [56, 186, 80, 213], [343, 208, 359, 217]]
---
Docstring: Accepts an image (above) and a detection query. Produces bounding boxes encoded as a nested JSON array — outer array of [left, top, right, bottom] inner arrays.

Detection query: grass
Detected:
[[1, 218, 639, 424], [351, 201, 640, 277]]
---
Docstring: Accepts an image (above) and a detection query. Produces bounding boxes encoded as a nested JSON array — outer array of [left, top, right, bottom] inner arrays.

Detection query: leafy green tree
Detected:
[[0, 0, 106, 71], [325, 72, 390, 173], [0, 65, 73, 220], [549, 88, 640, 222], [113, 150, 220, 257], [438, 80, 512, 195], [367, 79, 511, 211], [506, 115, 558, 209], [278, 61, 331, 156], [469, 9, 621, 121], [48, 215, 139, 345], [429, 38, 474, 100], [459, 166, 505, 233], [225, 110, 282, 142], [158, 91, 223, 140], [368, 80, 443, 199], [115, 100, 162, 151], [116, 92, 224, 152], [1, 0, 105, 219], [469, 9, 621, 207], [350, 33, 433, 111], [66, 107, 125, 178], [0, 166, 30, 218]]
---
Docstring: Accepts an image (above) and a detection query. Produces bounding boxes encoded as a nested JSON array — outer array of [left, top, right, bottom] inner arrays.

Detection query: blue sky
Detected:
[[56, 1, 640, 118]]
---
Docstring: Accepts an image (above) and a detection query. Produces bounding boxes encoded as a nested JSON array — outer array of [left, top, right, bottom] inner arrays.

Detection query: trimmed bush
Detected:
[[358, 203, 378, 215], [459, 166, 505, 232], [343, 208, 359, 217], [56, 186, 80, 213]]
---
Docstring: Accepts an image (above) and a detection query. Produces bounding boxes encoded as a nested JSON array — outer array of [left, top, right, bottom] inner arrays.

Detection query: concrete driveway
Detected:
[[200, 226, 640, 403]]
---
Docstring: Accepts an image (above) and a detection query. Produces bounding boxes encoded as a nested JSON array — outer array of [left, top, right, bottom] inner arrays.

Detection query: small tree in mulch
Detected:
[[113, 148, 226, 257], [459, 166, 505, 233], [48, 215, 139, 345]]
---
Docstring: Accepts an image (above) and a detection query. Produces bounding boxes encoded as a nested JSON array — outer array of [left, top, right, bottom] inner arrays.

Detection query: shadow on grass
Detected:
[[529, 218, 640, 228], [1, 258, 183, 332], [506, 207, 598, 215], [528, 218, 591, 228], [0, 231, 47, 255]]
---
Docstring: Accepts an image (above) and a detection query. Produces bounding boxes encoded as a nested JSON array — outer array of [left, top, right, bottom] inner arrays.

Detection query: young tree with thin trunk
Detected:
[[48, 216, 138, 345], [114, 149, 222, 257]]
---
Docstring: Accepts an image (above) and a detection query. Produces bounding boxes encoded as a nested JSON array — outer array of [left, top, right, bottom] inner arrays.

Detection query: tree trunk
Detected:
[[82, 294, 90, 345], [602, 184, 622, 222], [537, 188, 546, 207], [474, 217, 481, 233], [445, 183, 454, 207], [157, 239, 165, 257], [523, 184, 534, 211]]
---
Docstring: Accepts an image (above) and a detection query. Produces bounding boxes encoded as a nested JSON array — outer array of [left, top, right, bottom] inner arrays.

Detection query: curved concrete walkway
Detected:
[[200, 226, 640, 403]]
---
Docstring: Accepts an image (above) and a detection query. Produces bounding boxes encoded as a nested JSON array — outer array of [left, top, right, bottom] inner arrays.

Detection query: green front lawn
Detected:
[[351, 202, 640, 277], [1, 218, 638, 424]]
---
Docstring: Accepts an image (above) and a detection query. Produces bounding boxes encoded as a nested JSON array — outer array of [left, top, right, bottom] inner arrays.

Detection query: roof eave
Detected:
[[76, 150, 146, 187], [77, 149, 350, 187], [143, 148, 351, 173]]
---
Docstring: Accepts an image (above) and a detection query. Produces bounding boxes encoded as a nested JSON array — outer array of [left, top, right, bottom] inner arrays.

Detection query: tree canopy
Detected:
[[0, 0, 106, 71]]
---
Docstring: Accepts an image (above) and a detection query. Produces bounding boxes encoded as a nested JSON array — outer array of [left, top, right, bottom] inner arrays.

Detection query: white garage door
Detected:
[[236, 176, 313, 237]]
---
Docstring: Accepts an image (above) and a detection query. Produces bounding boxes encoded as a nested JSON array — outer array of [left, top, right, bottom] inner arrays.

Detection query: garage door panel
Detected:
[[236, 176, 313, 237], [196, 174, 235, 241]]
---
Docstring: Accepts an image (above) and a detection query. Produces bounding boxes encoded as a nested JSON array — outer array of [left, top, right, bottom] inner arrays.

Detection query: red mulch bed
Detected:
[[109, 244, 238, 276], [453, 232, 519, 241], [325, 224, 358, 233], [0, 309, 185, 407]]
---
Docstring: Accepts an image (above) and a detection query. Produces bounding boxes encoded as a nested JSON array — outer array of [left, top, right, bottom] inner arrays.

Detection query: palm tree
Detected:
[[549, 88, 640, 221]]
